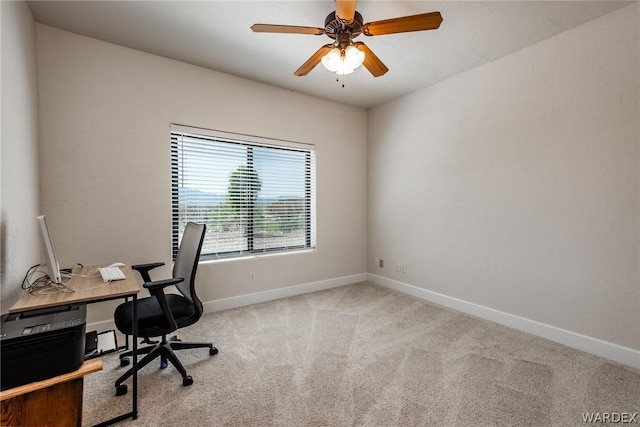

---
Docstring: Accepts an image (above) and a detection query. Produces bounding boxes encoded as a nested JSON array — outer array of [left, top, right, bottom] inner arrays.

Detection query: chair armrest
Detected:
[[142, 277, 184, 291], [142, 277, 184, 332], [132, 262, 165, 282]]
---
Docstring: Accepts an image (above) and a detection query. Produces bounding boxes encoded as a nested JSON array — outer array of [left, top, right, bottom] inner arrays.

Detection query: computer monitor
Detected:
[[36, 215, 62, 284]]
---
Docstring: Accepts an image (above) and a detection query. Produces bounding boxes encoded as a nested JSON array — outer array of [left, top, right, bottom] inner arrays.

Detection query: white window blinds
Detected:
[[171, 126, 316, 259]]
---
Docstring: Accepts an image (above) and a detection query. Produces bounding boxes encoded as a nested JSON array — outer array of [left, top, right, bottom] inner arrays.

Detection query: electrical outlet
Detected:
[[249, 272, 255, 282], [378, 259, 384, 268], [401, 265, 407, 273], [396, 264, 401, 272]]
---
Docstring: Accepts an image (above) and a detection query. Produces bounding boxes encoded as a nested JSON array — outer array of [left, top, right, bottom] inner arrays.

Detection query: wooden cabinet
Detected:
[[1, 358, 102, 427]]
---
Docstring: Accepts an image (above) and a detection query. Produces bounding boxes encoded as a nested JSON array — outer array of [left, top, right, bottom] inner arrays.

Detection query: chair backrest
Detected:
[[172, 222, 206, 319]]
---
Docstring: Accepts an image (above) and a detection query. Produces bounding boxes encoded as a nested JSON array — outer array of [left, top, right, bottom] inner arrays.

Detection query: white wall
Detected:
[[1, 1, 41, 311], [36, 25, 368, 323], [368, 4, 640, 351]]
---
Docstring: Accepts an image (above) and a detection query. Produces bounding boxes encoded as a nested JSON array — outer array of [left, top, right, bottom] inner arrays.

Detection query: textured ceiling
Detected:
[[27, 1, 633, 108]]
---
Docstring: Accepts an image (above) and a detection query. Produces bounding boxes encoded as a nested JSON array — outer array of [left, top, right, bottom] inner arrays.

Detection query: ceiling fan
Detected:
[[251, 0, 443, 78]]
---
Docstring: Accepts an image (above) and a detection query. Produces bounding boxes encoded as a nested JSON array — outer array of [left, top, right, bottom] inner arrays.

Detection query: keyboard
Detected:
[[98, 267, 126, 282]]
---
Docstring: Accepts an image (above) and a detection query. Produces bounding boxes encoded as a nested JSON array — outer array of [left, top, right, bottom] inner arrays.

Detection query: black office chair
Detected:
[[113, 222, 217, 395]]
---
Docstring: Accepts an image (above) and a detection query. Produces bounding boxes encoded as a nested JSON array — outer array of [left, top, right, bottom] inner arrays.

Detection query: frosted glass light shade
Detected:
[[344, 45, 365, 69], [321, 48, 341, 72], [336, 64, 354, 76]]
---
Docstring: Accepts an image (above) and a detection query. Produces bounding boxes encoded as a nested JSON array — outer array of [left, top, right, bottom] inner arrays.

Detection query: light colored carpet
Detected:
[[82, 282, 640, 426]]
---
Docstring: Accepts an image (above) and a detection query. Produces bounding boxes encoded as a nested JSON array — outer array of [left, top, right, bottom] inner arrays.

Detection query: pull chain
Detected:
[[337, 56, 346, 88]]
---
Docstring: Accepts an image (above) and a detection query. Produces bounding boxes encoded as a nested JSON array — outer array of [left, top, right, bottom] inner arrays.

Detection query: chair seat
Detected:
[[114, 294, 197, 337]]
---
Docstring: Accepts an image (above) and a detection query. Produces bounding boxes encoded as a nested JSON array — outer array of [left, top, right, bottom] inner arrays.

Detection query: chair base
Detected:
[[114, 334, 217, 393]]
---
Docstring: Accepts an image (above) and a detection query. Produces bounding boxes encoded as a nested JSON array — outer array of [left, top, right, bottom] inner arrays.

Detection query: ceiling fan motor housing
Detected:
[[324, 11, 364, 40]]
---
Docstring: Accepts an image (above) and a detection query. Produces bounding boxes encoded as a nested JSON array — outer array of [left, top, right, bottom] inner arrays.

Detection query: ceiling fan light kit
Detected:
[[251, 0, 442, 79], [321, 45, 365, 75]]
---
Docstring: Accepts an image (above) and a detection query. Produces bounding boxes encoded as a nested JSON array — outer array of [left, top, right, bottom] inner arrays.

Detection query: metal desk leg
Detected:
[[93, 295, 138, 426], [132, 294, 138, 419], [124, 296, 130, 352]]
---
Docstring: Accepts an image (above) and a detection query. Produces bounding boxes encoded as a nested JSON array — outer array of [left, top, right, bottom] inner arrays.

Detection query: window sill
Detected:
[[199, 247, 316, 264]]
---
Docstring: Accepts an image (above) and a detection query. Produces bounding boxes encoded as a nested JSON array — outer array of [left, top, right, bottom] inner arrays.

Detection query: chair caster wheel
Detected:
[[183, 376, 193, 387], [209, 347, 218, 355], [115, 384, 128, 396], [120, 357, 130, 367]]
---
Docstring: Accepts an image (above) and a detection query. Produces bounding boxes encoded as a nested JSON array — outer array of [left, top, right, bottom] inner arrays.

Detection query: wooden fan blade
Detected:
[[354, 42, 388, 77], [294, 44, 334, 76], [251, 24, 325, 35], [336, 0, 357, 22], [363, 11, 442, 36]]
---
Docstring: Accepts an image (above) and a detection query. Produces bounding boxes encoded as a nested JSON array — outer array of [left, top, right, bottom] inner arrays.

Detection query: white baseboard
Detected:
[[368, 273, 640, 370], [87, 318, 117, 333], [202, 273, 368, 313]]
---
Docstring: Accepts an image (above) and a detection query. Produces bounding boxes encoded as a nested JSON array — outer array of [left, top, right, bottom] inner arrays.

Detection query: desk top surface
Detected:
[[9, 265, 140, 313]]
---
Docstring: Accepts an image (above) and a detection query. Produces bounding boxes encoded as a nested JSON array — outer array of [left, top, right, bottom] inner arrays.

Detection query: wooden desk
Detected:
[[1, 358, 103, 427], [10, 266, 140, 313], [9, 265, 141, 426]]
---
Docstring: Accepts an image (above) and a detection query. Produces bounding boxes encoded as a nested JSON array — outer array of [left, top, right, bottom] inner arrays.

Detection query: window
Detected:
[[171, 126, 316, 259]]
